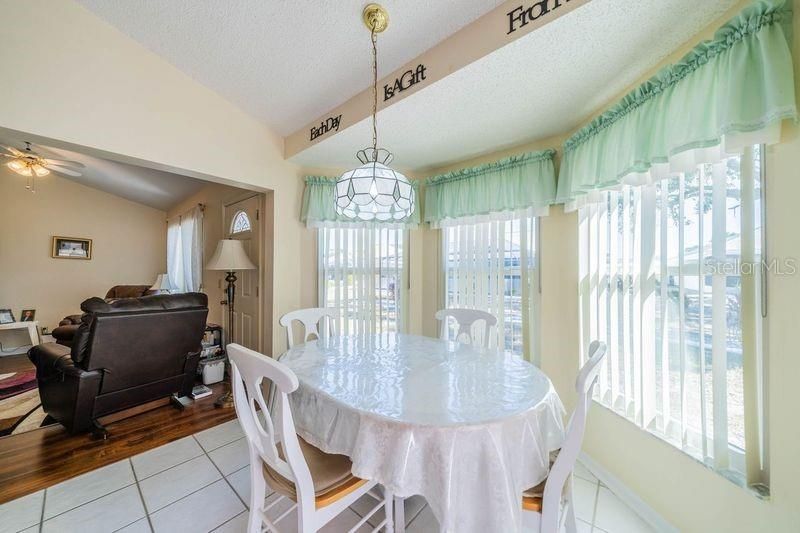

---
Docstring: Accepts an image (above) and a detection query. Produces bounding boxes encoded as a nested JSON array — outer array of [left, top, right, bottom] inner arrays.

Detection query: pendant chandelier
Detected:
[[335, 4, 415, 222]]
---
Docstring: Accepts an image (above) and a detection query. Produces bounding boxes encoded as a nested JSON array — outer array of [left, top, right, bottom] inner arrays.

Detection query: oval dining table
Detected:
[[279, 333, 565, 533]]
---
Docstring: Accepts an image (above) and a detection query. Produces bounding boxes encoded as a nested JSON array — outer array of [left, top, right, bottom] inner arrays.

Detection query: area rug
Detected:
[[0, 370, 54, 437]]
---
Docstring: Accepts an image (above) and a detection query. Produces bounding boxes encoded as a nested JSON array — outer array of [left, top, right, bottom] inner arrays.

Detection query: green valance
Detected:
[[301, 176, 420, 227], [424, 149, 557, 226], [557, 0, 797, 209]]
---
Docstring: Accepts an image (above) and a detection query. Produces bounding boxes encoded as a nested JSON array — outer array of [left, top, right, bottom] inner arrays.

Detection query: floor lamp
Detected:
[[206, 239, 256, 408]]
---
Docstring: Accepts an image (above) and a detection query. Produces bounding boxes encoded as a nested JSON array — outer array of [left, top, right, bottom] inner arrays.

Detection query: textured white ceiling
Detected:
[[75, 0, 506, 136], [292, 0, 737, 171], [75, 0, 736, 171], [1, 135, 208, 210]]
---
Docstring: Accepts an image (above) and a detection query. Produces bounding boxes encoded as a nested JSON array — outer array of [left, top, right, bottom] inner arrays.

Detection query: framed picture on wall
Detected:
[[52, 236, 92, 259], [0, 309, 15, 324]]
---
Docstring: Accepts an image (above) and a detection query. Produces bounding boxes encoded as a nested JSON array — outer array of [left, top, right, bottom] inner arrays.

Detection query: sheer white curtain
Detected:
[[167, 205, 203, 292], [441, 214, 539, 363], [318, 224, 407, 336]]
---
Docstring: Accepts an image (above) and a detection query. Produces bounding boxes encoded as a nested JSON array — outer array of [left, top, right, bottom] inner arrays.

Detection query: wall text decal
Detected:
[[310, 115, 342, 141], [286, 0, 592, 157], [383, 64, 427, 101], [507, 0, 572, 34]]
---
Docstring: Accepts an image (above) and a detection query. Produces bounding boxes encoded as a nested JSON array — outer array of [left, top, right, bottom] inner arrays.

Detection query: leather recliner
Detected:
[[53, 285, 159, 347], [29, 293, 208, 434]]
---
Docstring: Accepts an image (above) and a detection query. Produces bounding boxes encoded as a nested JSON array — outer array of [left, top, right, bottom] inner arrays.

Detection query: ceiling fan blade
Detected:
[[44, 158, 85, 169], [47, 164, 83, 177], [2, 146, 25, 157]]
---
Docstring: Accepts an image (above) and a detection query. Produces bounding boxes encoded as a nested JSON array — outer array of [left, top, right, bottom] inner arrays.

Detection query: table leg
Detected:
[[394, 496, 405, 533]]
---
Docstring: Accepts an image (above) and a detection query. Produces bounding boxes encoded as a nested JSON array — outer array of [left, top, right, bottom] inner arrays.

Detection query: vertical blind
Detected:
[[319, 225, 407, 335], [578, 146, 766, 492], [442, 215, 539, 362]]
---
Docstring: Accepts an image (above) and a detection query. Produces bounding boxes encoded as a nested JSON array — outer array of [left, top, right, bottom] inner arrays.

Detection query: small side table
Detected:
[[0, 321, 41, 347]]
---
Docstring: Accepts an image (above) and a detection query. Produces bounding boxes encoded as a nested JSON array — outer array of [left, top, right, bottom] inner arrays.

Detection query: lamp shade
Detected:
[[335, 148, 415, 221], [206, 239, 256, 271]]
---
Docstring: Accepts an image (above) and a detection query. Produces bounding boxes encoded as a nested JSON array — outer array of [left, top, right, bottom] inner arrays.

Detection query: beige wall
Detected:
[[0, 168, 166, 341], [0, 0, 315, 358]]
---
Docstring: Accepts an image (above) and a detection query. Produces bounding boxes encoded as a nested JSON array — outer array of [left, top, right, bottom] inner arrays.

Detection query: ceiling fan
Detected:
[[2, 141, 84, 192]]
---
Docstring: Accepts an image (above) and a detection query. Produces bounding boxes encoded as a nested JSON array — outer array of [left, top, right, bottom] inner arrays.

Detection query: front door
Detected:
[[224, 195, 261, 351]]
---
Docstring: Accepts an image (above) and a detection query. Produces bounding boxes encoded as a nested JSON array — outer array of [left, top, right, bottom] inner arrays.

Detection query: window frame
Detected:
[[230, 210, 252, 234], [577, 145, 768, 494]]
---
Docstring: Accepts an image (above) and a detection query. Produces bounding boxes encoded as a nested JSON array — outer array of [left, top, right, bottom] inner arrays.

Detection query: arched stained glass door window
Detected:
[[231, 210, 251, 234]]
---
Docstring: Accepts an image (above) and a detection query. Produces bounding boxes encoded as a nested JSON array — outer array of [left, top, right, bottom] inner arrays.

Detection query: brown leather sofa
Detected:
[[28, 293, 208, 434], [53, 285, 159, 347]]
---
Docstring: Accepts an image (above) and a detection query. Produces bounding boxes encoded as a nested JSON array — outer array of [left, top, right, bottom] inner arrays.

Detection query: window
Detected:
[[442, 216, 539, 361], [578, 146, 767, 491], [231, 210, 251, 234], [167, 205, 204, 292], [319, 226, 406, 335]]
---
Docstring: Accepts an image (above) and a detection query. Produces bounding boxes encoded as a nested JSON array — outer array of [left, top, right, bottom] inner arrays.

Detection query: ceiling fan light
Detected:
[[15, 164, 33, 177], [32, 164, 50, 177], [7, 159, 26, 172]]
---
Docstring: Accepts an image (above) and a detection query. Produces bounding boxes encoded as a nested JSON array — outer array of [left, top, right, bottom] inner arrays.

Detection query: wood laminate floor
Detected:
[[0, 353, 35, 374], [0, 382, 236, 504]]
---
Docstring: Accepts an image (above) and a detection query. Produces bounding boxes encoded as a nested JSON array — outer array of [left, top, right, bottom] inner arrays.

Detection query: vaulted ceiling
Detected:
[[1, 134, 207, 211], [76, 0, 506, 135]]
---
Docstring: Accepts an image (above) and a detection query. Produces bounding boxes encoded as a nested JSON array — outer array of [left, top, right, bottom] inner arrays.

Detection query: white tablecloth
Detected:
[[280, 334, 565, 532]]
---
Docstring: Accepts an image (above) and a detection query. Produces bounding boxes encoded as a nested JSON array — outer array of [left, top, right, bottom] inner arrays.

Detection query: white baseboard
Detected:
[[579, 452, 678, 533]]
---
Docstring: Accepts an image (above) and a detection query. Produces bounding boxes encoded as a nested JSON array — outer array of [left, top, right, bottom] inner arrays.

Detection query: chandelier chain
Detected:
[[334, 5, 414, 222], [371, 27, 378, 155]]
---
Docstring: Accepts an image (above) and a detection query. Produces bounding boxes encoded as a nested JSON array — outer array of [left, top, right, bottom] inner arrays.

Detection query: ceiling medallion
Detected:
[[335, 4, 415, 222]]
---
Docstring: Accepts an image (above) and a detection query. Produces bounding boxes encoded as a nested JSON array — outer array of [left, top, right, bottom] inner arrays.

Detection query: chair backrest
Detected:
[[228, 343, 317, 510], [279, 308, 337, 348], [74, 293, 208, 395], [540, 341, 607, 531], [105, 285, 155, 299], [435, 308, 498, 349]]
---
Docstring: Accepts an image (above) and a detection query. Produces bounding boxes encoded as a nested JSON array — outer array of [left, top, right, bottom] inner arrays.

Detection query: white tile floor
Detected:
[[0, 419, 658, 533]]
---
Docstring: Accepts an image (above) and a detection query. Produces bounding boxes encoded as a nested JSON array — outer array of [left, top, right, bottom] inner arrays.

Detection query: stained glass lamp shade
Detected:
[[335, 148, 415, 221]]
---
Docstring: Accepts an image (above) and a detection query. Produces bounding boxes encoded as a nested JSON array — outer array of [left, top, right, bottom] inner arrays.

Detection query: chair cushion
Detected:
[[104, 285, 154, 299], [522, 479, 546, 511], [59, 314, 83, 326], [262, 437, 363, 506], [521, 449, 560, 512], [52, 324, 79, 347]]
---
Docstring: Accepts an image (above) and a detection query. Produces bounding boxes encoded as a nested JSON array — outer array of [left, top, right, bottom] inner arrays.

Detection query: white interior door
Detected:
[[224, 195, 261, 351]]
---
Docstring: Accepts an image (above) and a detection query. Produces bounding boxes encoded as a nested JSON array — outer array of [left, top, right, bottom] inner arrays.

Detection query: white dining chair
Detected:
[[520, 340, 607, 533], [435, 308, 498, 348], [280, 308, 338, 349], [228, 343, 394, 533]]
